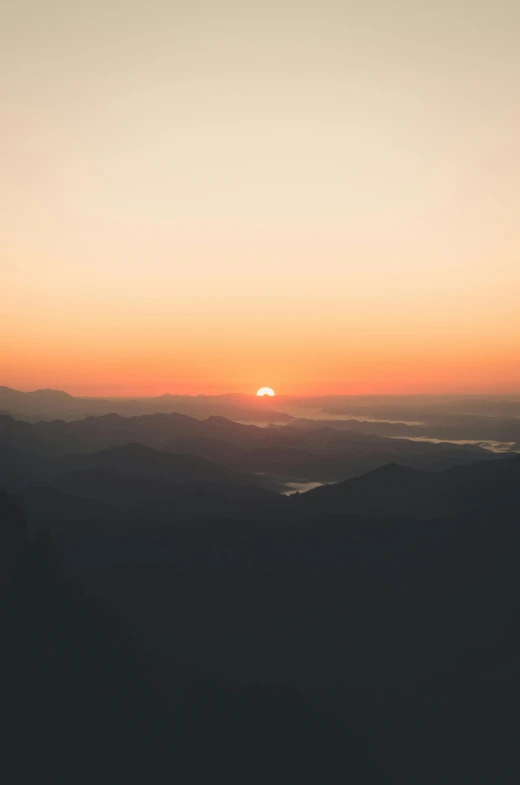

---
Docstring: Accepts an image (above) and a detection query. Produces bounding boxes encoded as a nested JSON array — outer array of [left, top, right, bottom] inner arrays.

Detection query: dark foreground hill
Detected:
[[0, 489, 388, 785], [2, 453, 519, 783]]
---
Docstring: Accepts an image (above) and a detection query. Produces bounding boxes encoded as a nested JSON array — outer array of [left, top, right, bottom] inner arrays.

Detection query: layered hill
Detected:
[[0, 386, 291, 424], [0, 412, 508, 487]]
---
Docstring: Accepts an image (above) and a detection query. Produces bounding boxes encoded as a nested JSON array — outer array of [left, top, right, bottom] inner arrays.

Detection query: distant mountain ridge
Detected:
[[0, 386, 292, 423], [0, 410, 509, 491]]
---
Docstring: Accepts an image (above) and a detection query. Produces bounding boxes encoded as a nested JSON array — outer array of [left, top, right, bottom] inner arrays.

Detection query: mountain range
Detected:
[[3, 387, 520, 447], [2, 396, 520, 784], [0, 410, 509, 489], [0, 386, 291, 423]]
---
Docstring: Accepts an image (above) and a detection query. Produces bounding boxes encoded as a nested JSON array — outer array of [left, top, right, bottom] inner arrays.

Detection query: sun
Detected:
[[256, 387, 275, 397]]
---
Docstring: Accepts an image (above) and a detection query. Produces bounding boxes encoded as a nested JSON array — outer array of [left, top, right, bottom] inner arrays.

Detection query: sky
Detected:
[[1, 0, 519, 396]]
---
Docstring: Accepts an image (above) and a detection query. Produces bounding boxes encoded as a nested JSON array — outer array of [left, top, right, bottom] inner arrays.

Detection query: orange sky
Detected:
[[2, 1, 519, 397]]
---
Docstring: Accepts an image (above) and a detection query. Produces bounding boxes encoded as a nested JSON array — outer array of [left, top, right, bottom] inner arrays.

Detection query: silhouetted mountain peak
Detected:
[[83, 412, 124, 422], [27, 388, 75, 400], [204, 415, 257, 430], [308, 462, 421, 495], [146, 411, 199, 424]]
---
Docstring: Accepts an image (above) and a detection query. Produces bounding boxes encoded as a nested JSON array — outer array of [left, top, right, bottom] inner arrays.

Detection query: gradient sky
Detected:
[[2, 0, 519, 396]]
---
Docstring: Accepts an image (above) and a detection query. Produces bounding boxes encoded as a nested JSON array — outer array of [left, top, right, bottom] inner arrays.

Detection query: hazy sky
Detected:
[[2, 0, 519, 395]]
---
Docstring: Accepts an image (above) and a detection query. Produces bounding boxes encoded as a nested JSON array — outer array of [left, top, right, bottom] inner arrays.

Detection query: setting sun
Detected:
[[257, 387, 275, 397]]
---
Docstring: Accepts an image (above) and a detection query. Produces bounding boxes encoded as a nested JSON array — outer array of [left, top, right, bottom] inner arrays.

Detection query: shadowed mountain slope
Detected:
[[10, 450, 520, 785], [294, 455, 520, 518], [1, 488, 387, 785], [0, 441, 283, 506]]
